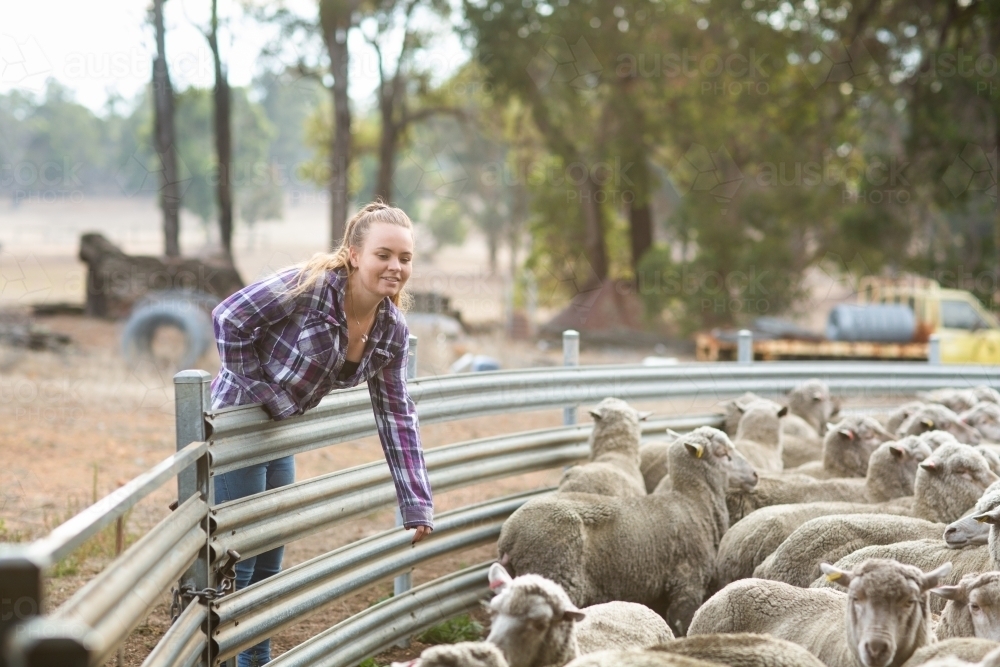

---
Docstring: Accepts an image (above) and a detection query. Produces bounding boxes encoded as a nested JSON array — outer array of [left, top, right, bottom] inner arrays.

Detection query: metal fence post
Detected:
[[174, 370, 214, 667], [392, 335, 418, 648], [737, 329, 753, 364], [0, 548, 45, 667], [928, 334, 941, 365], [563, 330, 580, 425]]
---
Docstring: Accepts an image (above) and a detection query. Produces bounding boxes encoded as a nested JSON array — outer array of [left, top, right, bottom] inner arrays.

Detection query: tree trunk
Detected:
[[374, 104, 397, 203], [152, 0, 181, 257], [626, 150, 654, 275], [321, 0, 355, 248], [209, 0, 234, 262], [578, 175, 609, 285]]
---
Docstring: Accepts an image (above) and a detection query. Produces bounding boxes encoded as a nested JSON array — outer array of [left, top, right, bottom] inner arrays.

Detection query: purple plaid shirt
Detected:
[[210, 266, 434, 528]]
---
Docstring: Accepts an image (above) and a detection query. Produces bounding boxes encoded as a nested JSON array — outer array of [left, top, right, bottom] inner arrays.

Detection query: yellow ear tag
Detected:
[[696, 446, 704, 459], [976, 516, 991, 523], [826, 572, 842, 582]]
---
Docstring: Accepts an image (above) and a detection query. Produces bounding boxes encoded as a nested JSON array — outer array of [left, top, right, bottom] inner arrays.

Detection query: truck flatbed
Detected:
[[695, 331, 929, 362]]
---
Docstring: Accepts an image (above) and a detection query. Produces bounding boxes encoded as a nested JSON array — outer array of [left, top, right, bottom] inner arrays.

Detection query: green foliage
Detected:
[[357, 659, 379, 667], [416, 614, 484, 645], [425, 199, 469, 252]]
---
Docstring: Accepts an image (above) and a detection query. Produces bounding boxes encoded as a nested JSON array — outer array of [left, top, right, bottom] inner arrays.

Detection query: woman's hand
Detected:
[[411, 525, 433, 544]]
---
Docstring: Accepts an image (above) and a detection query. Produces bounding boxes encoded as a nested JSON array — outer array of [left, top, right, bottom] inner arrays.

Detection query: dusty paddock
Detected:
[[3, 309, 729, 667]]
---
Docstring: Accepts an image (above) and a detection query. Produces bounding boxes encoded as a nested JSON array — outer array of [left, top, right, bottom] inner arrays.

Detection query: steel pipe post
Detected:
[[0, 549, 44, 667], [737, 329, 753, 364], [174, 370, 213, 667], [928, 334, 941, 365], [392, 335, 418, 647], [563, 330, 579, 425]]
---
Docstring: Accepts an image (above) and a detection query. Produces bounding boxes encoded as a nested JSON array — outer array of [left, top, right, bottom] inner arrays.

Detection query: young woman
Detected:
[[210, 201, 434, 666]]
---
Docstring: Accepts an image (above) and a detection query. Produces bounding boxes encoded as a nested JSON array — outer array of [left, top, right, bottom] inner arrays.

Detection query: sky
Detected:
[[0, 0, 468, 114]]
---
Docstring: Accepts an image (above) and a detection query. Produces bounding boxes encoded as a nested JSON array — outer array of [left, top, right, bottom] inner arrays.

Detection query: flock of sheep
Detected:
[[393, 383, 1000, 667]]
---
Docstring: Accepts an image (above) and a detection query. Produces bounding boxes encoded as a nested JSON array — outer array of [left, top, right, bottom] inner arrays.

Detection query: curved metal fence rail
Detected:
[[2, 337, 998, 667]]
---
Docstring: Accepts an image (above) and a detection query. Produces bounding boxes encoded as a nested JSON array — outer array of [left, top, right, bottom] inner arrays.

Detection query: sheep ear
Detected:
[[777, 406, 788, 418], [838, 428, 856, 441], [563, 607, 586, 622], [920, 458, 940, 473], [588, 409, 603, 421], [922, 418, 936, 429], [665, 428, 682, 439], [637, 411, 653, 421], [974, 506, 1000, 525], [930, 584, 966, 601], [921, 562, 953, 591], [685, 441, 705, 459], [889, 445, 906, 459], [736, 404, 747, 414], [820, 563, 853, 587], [488, 562, 513, 592]]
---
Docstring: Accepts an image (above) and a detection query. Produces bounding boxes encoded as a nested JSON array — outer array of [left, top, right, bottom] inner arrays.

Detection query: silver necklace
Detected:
[[348, 281, 379, 344]]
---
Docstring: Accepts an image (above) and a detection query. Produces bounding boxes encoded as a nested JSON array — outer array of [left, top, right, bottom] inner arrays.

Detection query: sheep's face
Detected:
[[485, 565, 582, 667], [822, 559, 950, 667], [825, 416, 895, 476], [943, 513, 991, 549], [587, 397, 649, 458], [788, 379, 836, 433], [918, 443, 1000, 499], [961, 404, 1000, 443], [683, 427, 758, 491], [932, 572, 1000, 642]]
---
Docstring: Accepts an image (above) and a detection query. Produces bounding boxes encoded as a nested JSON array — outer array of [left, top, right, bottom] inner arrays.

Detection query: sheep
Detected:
[[719, 392, 773, 438], [944, 483, 1000, 549], [920, 389, 982, 414], [887, 401, 929, 434], [963, 404, 1000, 443], [391, 643, 509, 667], [563, 634, 827, 667], [688, 558, 952, 667], [716, 441, 995, 586], [726, 437, 932, 521], [925, 431, 963, 450], [899, 405, 983, 445], [732, 400, 787, 473], [639, 429, 682, 493], [932, 572, 1000, 641], [484, 563, 673, 667], [782, 379, 840, 468], [496, 426, 758, 637], [754, 515, 946, 587], [790, 415, 897, 479], [558, 397, 650, 497], [900, 639, 1000, 666]]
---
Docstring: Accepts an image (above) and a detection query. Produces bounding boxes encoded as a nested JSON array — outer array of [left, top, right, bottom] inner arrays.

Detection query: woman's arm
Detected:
[[213, 268, 300, 419], [367, 326, 434, 530]]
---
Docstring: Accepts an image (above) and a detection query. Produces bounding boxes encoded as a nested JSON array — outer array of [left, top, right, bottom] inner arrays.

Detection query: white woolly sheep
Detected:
[[924, 431, 963, 450], [791, 415, 896, 479], [726, 436, 932, 521], [754, 514, 946, 587], [781, 379, 840, 468], [484, 563, 673, 667], [920, 388, 982, 414], [391, 643, 508, 667], [887, 401, 929, 434], [963, 404, 1000, 443], [559, 397, 650, 497], [944, 482, 1000, 549], [732, 400, 788, 473], [717, 440, 994, 586], [900, 639, 1000, 667], [639, 429, 682, 493], [898, 405, 983, 445], [689, 558, 952, 667], [496, 426, 758, 637], [720, 392, 774, 438], [933, 571, 1000, 641], [563, 634, 827, 667]]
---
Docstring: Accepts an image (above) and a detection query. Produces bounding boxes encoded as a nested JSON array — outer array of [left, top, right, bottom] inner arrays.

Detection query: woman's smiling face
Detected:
[[349, 221, 414, 300]]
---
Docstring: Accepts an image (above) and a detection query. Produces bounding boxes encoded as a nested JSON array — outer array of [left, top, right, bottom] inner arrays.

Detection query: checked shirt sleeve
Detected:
[[212, 270, 299, 420], [368, 328, 434, 529]]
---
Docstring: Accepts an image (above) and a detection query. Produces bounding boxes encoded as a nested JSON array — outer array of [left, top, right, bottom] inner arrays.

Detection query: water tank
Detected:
[[826, 304, 916, 343]]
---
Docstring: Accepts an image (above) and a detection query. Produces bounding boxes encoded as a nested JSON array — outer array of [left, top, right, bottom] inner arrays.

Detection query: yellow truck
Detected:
[[696, 277, 1000, 363]]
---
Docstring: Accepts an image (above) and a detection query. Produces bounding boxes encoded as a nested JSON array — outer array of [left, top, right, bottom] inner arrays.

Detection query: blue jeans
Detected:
[[215, 455, 295, 667]]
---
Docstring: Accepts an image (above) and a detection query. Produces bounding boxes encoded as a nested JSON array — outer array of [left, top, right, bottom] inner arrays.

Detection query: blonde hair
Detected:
[[284, 200, 414, 309]]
